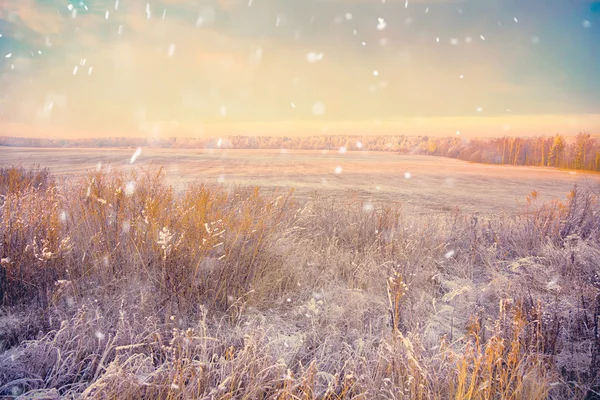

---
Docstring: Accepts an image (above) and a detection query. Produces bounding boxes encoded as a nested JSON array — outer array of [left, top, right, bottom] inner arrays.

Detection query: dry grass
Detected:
[[1, 166, 599, 399]]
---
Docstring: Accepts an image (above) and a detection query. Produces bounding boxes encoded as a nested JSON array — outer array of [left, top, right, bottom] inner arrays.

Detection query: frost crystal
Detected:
[[444, 249, 456, 259], [158, 227, 175, 259], [377, 18, 387, 31], [95, 331, 106, 340]]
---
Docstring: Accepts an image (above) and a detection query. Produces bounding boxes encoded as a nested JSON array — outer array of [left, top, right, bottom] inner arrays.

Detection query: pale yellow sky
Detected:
[[1, 0, 599, 138]]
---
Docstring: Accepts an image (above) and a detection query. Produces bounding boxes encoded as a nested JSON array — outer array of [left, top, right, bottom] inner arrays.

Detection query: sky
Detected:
[[0, 0, 599, 139]]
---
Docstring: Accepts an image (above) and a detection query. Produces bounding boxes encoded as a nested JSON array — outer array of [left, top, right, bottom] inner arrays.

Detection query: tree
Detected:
[[548, 134, 566, 168], [574, 132, 592, 170]]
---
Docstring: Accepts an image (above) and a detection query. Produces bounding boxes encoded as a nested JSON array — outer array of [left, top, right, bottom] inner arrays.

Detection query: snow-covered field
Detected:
[[1, 147, 598, 214]]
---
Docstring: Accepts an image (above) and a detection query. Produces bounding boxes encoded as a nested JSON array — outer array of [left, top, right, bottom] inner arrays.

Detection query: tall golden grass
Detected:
[[1, 166, 599, 399]]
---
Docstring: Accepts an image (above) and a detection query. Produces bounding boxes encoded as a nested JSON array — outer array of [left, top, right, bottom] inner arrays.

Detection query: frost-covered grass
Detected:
[[1, 166, 599, 399]]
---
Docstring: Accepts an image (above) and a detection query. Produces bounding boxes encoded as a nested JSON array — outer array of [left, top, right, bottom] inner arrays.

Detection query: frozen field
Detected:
[[1, 147, 598, 215]]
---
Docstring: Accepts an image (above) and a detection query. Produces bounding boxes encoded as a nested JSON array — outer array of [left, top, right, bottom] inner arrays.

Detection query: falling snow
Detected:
[[444, 250, 456, 259], [306, 52, 324, 63], [130, 148, 142, 164], [312, 102, 325, 116], [168, 44, 176, 57], [125, 182, 135, 196]]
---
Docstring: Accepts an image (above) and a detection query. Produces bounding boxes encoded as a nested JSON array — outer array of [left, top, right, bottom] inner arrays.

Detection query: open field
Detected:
[[1, 147, 598, 215]]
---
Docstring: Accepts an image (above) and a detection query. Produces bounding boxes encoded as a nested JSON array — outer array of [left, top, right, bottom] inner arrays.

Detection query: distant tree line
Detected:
[[432, 133, 600, 172], [1, 132, 598, 172]]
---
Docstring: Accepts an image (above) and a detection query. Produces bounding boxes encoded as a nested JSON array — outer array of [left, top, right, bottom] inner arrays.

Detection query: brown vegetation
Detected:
[[1, 166, 600, 398]]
